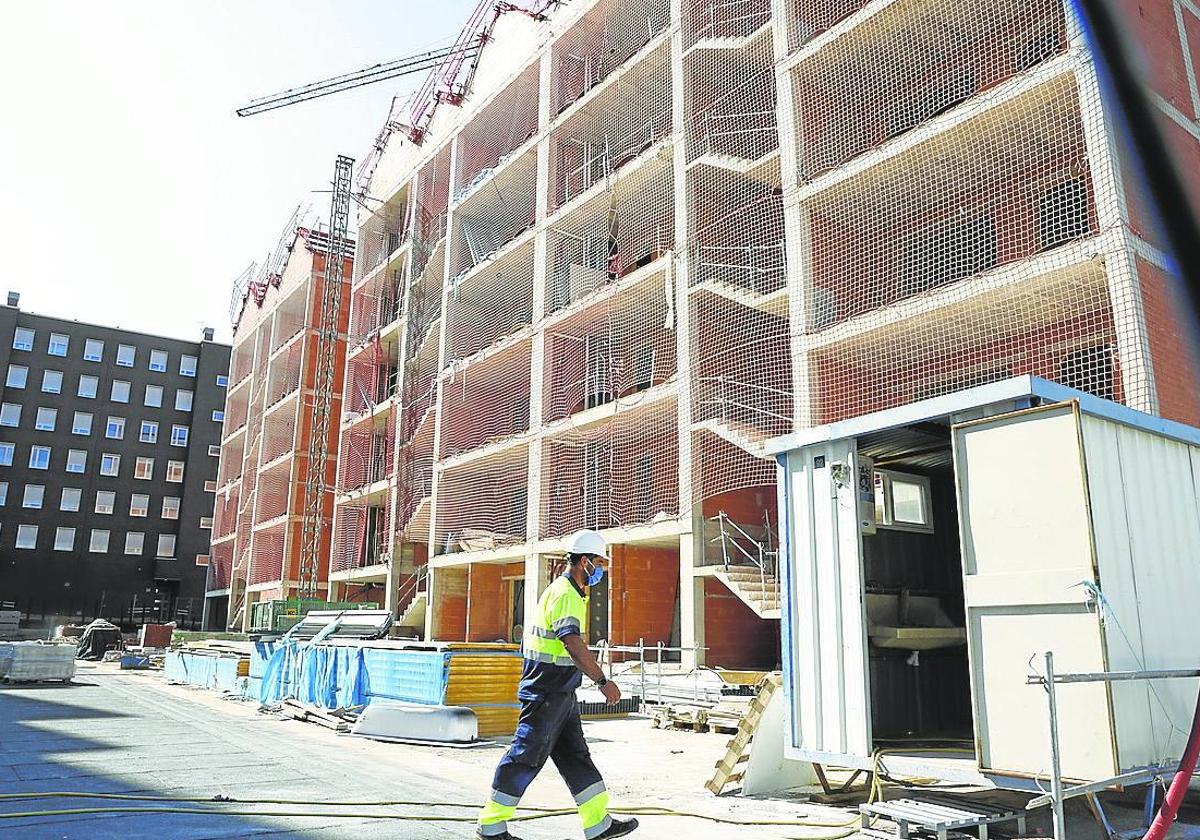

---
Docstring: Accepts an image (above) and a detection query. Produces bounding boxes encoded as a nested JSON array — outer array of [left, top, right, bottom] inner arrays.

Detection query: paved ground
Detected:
[[1, 663, 1197, 839]]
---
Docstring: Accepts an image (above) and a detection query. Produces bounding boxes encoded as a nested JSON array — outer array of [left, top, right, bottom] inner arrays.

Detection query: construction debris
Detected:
[[705, 675, 780, 796]]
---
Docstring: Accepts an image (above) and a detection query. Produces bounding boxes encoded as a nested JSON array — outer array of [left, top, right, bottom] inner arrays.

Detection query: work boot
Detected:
[[591, 816, 639, 838], [475, 830, 523, 840]]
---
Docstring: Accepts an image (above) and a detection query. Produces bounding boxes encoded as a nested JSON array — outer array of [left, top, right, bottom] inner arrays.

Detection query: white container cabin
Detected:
[[767, 376, 1200, 789]]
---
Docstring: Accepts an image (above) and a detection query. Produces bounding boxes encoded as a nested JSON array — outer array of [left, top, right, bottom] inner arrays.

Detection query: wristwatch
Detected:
[[595, 677, 609, 688]]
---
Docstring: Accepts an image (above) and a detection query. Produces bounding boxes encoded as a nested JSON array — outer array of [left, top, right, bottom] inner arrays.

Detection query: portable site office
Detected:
[[766, 376, 1200, 790]]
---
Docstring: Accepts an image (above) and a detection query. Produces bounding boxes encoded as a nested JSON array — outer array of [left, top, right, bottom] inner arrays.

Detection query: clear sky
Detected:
[[0, 1, 479, 344]]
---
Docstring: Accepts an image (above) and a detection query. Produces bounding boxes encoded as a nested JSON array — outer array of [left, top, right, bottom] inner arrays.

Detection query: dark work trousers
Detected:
[[478, 691, 612, 838]]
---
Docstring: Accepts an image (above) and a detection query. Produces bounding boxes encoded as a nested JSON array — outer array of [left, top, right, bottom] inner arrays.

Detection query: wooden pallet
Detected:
[[859, 795, 1027, 840], [705, 674, 780, 795]]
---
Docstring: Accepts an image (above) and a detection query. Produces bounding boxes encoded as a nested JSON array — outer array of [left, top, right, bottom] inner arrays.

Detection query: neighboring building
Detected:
[[0, 291, 230, 629], [206, 226, 353, 631], [333, 0, 1200, 668]]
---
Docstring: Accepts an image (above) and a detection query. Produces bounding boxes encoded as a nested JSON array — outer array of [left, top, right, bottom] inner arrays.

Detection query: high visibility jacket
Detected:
[[523, 575, 588, 666]]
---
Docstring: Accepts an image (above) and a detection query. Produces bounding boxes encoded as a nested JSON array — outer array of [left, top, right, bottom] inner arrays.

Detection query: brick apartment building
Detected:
[[323, 0, 1199, 668]]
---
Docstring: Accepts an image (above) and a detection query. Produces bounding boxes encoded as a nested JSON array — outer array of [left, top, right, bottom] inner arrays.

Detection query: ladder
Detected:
[[705, 674, 780, 795]]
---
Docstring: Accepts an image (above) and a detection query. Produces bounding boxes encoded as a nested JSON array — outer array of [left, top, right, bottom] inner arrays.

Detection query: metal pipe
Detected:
[[1044, 651, 1067, 840]]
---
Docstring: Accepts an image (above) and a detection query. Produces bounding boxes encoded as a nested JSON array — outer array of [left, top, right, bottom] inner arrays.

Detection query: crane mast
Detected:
[[298, 155, 353, 599]]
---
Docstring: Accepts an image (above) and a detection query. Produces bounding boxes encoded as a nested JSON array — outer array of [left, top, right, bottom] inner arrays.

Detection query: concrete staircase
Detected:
[[714, 565, 780, 620], [693, 417, 769, 458], [396, 590, 426, 630]]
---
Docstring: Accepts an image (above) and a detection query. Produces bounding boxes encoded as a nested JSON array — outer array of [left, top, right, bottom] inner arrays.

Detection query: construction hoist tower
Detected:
[[298, 155, 354, 599]]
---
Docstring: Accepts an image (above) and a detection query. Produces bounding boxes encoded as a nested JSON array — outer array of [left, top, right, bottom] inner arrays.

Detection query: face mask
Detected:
[[585, 559, 604, 586]]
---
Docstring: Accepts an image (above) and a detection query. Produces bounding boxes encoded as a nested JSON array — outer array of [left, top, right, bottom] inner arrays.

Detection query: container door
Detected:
[[782, 438, 872, 760], [953, 402, 1117, 781]]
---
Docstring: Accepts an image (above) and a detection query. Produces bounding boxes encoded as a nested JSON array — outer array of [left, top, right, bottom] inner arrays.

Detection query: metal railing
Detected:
[[707, 510, 779, 608], [395, 564, 429, 621], [691, 0, 770, 42], [695, 374, 792, 429]]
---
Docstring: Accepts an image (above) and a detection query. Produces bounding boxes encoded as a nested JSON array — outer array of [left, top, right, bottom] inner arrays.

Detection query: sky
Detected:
[[0, 1, 480, 344]]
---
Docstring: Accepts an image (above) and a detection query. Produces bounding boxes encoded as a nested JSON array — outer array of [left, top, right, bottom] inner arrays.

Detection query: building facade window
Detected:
[[35, 407, 56, 432], [0, 442, 14, 466], [0, 481, 7, 505], [60, 487, 81, 511], [22, 484, 44, 509], [149, 349, 168, 372], [66, 449, 87, 473], [89, 529, 110, 553], [111, 380, 131, 403], [208, 445, 221, 457], [179, 355, 197, 377], [175, 390, 193, 411], [130, 493, 149, 517], [216, 374, 229, 387], [95, 490, 115, 515], [195, 553, 210, 566], [16, 524, 37, 549], [199, 516, 214, 530], [78, 375, 98, 398], [203, 480, 217, 492], [144, 384, 163, 408], [156, 533, 176, 558], [29, 445, 50, 470], [105, 416, 125, 440], [41, 370, 63, 393], [12, 327, 34, 351], [48, 333, 69, 357], [125, 532, 145, 555], [116, 344, 135, 367], [100, 453, 120, 476], [139, 420, 158, 443], [0, 403, 19, 427], [84, 338, 104, 362], [161, 496, 180, 519], [73, 412, 92, 435], [54, 527, 75, 551], [170, 425, 189, 447], [134, 456, 154, 480], [6, 365, 28, 389], [212, 410, 225, 423], [166, 460, 185, 482]]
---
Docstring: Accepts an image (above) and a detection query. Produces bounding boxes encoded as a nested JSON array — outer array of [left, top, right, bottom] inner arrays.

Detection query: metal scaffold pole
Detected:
[[299, 154, 354, 600]]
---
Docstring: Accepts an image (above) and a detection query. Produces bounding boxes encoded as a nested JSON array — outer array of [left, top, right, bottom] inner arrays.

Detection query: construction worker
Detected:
[[477, 529, 638, 840]]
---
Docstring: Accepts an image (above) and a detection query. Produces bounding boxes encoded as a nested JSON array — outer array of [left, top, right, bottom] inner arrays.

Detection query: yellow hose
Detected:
[[0, 747, 969, 838]]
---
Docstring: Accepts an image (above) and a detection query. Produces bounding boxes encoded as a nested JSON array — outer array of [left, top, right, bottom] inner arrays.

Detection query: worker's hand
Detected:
[[601, 680, 621, 705]]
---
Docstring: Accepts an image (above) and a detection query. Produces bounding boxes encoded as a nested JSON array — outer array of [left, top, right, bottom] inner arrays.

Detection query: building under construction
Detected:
[[207, 224, 354, 631], [329, 0, 1200, 667]]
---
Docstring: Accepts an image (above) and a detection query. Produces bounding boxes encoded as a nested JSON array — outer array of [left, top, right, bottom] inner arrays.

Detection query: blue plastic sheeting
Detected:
[[165, 651, 245, 694], [257, 643, 459, 711], [249, 642, 275, 679], [360, 649, 448, 704]]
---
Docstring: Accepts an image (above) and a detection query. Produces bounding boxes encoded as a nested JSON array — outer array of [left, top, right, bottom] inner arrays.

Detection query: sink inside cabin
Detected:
[[865, 592, 966, 651]]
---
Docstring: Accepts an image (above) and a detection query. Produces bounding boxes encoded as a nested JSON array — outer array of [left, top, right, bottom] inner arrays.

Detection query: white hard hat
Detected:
[[564, 529, 610, 560]]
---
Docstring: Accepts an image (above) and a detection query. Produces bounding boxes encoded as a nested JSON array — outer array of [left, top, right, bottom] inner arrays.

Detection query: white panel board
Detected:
[[955, 403, 1117, 781], [783, 440, 872, 759], [1082, 413, 1200, 770]]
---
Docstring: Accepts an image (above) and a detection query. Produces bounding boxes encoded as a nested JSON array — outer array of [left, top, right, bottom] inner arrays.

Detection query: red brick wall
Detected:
[[1139, 257, 1200, 426], [433, 567, 468, 640], [703, 579, 779, 669], [466, 564, 508, 642], [609, 545, 679, 650]]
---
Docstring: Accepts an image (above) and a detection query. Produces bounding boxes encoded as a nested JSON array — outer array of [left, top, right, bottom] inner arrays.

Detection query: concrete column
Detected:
[[678, 517, 706, 668]]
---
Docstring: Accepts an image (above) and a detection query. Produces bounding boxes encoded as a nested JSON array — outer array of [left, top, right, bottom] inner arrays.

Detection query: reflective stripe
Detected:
[[573, 780, 607, 806], [551, 616, 581, 633], [578, 786, 610, 833], [524, 649, 575, 667], [529, 625, 557, 640], [583, 814, 613, 838], [490, 788, 521, 807], [478, 795, 514, 832]]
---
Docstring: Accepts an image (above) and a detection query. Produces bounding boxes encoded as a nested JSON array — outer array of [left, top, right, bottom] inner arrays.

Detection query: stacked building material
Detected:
[[0, 643, 76, 683]]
